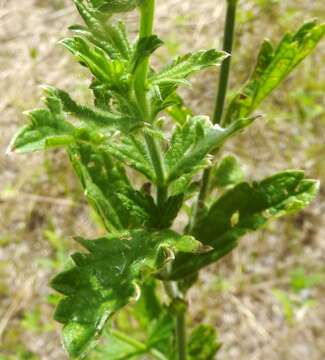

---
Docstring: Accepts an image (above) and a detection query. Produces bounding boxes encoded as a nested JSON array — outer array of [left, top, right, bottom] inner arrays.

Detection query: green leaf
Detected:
[[150, 49, 228, 88], [193, 170, 319, 247], [210, 155, 244, 189], [90, 0, 140, 13], [103, 133, 157, 182], [169, 170, 318, 280], [7, 92, 75, 154], [225, 20, 325, 125], [188, 325, 221, 360], [51, 229, 199, 358], [165, 115, 255, 190], [69, 143, 157, 232], [148, 50, 227, 116], [73, 1, 133, 59], [45, 86, 139, 133], [61, 36, 129, 91], [132, 35, 163, 73]]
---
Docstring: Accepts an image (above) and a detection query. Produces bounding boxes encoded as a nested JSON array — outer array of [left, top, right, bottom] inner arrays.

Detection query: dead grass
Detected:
[[0, 0, 324, 359]]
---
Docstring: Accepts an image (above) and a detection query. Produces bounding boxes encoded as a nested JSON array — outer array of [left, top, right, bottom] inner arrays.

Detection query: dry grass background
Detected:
[[0, 0, 324, 359]]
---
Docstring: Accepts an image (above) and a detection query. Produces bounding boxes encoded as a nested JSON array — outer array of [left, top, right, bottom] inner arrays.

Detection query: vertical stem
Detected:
[[134, 0, 155, 120], [135, 0, 167, 207], [136, 3, 186, 359], [213, 0, 238, 125], [190, 0, 238, 230], [176, 310, 187, 360]]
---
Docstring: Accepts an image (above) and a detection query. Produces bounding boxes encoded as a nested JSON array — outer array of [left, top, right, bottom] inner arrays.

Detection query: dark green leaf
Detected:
[[193, 170, 319, 247], [69, 143, 156, 232], [169, 171, 318, 280], [225, 20, 325, 125], [51, 229, 199, 358]]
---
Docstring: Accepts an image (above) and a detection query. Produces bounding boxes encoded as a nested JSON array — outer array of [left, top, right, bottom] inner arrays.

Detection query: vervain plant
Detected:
[[8, 0, 325, 358]]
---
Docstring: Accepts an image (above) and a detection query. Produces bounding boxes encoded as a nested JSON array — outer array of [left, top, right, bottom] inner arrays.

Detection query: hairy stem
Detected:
[[190, 0, 238, 230], [135, 0, 167, 206], [134, 0, 155, 119], [136, 3, 185, 358]]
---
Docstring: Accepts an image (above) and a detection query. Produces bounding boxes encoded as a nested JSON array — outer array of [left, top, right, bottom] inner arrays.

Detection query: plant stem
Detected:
[[135, 0, 167, 206], [176, 310, 187, 360], [163, 273, 187, 360], [136, 3, 185, 358], [213, 0, 238, 126], [190, 0, 238, 230], [134, 0, 155, 119]]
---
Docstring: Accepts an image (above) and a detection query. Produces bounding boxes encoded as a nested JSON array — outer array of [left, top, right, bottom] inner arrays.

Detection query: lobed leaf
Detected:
[[69, 143, 157, 232], [150, 49, 228, 88], [51, 229, 200, 358], [7, 93, 75, 154], [103, 133, 157, 182], [73, 0, 133, 59], [225, 20, 325, 125], [149, 50, 228, 116], [165, 115, 255, 193], [45, 86, 139, 133], [169, 171, 319, 279], [61, 36, 129, 91]]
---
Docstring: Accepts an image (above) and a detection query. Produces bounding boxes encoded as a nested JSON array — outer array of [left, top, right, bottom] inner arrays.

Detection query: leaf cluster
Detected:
[[7, 0, 324, 358]]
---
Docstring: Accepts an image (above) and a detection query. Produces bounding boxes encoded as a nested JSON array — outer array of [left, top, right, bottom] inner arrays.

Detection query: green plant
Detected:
[[7, 0, 324, 358]]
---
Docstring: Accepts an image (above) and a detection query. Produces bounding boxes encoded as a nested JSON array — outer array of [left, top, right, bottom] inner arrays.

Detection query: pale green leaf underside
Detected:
[[225, 20, 325, 124], [51, 229, 200, 358]]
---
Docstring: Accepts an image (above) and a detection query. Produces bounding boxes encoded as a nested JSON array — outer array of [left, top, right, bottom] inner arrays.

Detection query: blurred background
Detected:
[[0, 0, 324, 359]]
